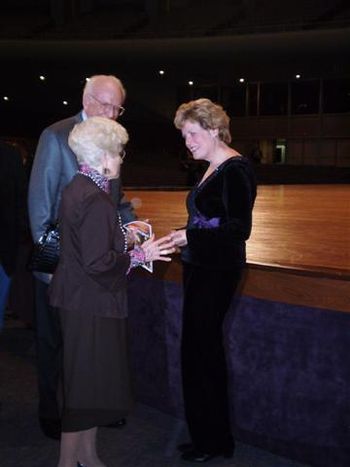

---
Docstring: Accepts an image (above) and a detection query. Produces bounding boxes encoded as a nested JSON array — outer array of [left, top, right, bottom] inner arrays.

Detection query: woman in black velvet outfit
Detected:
[[170, 98, 257, 463]]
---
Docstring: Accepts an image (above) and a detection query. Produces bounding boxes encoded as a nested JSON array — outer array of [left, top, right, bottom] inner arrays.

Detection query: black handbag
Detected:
[[28, 223, 60, 274]]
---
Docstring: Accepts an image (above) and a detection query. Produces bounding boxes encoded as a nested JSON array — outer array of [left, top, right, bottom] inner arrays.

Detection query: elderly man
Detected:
[[28, 75, 135, 439]]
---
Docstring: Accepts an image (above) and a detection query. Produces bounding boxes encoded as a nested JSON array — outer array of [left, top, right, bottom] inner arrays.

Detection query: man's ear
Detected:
[[82, 93, 89, 109]]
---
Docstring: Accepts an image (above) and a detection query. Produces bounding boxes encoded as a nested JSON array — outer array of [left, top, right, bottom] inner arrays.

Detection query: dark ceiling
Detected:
[[1, 27, 350, 81]]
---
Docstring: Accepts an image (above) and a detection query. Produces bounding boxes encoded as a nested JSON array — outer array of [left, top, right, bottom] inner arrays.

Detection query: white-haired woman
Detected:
[[49, 116, 174, 467]]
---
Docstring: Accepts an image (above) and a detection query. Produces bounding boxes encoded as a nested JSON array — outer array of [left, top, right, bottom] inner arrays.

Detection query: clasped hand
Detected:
[[141, 234, 177, 262], [139, 229, 188, 262], [169, 229, 188, 248]]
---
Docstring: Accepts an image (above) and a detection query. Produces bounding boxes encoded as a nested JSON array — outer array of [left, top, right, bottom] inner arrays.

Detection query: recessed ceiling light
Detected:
[[188, 81, 194, 86], [63, 100, 68, 105]]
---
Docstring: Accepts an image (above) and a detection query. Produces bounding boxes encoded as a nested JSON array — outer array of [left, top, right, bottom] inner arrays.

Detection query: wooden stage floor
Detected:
[[126, 184, 350, 312]]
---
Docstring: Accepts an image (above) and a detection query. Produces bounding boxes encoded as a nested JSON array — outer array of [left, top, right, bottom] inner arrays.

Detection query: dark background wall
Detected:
[[1, 0, 350, 183]]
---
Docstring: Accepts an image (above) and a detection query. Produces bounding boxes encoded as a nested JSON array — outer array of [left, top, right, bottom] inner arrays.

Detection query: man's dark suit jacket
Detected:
[[49, 174, 131, 318], [0, 140, 27, 276]]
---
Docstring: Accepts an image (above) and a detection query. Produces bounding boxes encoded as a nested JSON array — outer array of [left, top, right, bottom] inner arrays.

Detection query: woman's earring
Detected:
[[103, 167, 111, 176]]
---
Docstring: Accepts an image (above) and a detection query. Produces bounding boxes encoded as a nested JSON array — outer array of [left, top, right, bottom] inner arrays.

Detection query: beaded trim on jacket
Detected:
[[118, 213, 128, 253], [77, 164, 110, 193]]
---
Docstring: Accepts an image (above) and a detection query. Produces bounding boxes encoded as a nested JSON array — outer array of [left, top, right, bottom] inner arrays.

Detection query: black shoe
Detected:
[[39, 417, 61, 440], [177, 442, 193, 453], [181, 447, 234, 463], [103, 417, 126, 428]]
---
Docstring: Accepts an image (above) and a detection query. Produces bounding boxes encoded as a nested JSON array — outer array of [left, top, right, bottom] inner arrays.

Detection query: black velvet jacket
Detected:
[[183, 156, 257, 270]]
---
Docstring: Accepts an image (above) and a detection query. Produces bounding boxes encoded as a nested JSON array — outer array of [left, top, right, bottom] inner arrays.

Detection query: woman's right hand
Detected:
[[141, 234, 176, 262]]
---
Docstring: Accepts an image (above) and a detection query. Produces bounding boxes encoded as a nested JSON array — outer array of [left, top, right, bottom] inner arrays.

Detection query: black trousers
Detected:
[[34, 279, 62, 421], [181, 262, 241, 453]]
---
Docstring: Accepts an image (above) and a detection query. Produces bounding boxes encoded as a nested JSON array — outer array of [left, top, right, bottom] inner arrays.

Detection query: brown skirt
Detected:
[[59, 308, 133, 432]]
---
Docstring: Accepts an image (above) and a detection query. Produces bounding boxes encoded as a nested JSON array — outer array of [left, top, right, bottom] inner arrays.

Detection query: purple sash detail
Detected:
[[192, 212, 220, 228]]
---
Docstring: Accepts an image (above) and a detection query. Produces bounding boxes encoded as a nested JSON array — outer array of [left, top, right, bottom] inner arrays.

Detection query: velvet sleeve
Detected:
[[186, 162, 255, 266], [79, 191, 130, 290]]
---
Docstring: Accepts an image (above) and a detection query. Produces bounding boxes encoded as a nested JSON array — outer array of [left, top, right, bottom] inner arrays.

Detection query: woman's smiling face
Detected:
[[181, 120, 216, 162]]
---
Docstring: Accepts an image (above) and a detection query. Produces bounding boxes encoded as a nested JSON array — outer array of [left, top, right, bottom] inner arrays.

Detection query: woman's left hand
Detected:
[[169, 229, 188, 247], [141, 234, 176, 262]]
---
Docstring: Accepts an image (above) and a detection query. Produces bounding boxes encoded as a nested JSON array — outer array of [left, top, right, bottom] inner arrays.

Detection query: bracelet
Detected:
[[127, 245, 146, 273]]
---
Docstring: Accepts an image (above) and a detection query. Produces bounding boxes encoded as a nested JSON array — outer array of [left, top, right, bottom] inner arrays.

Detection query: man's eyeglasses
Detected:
[[89, 94, 125, 116]]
